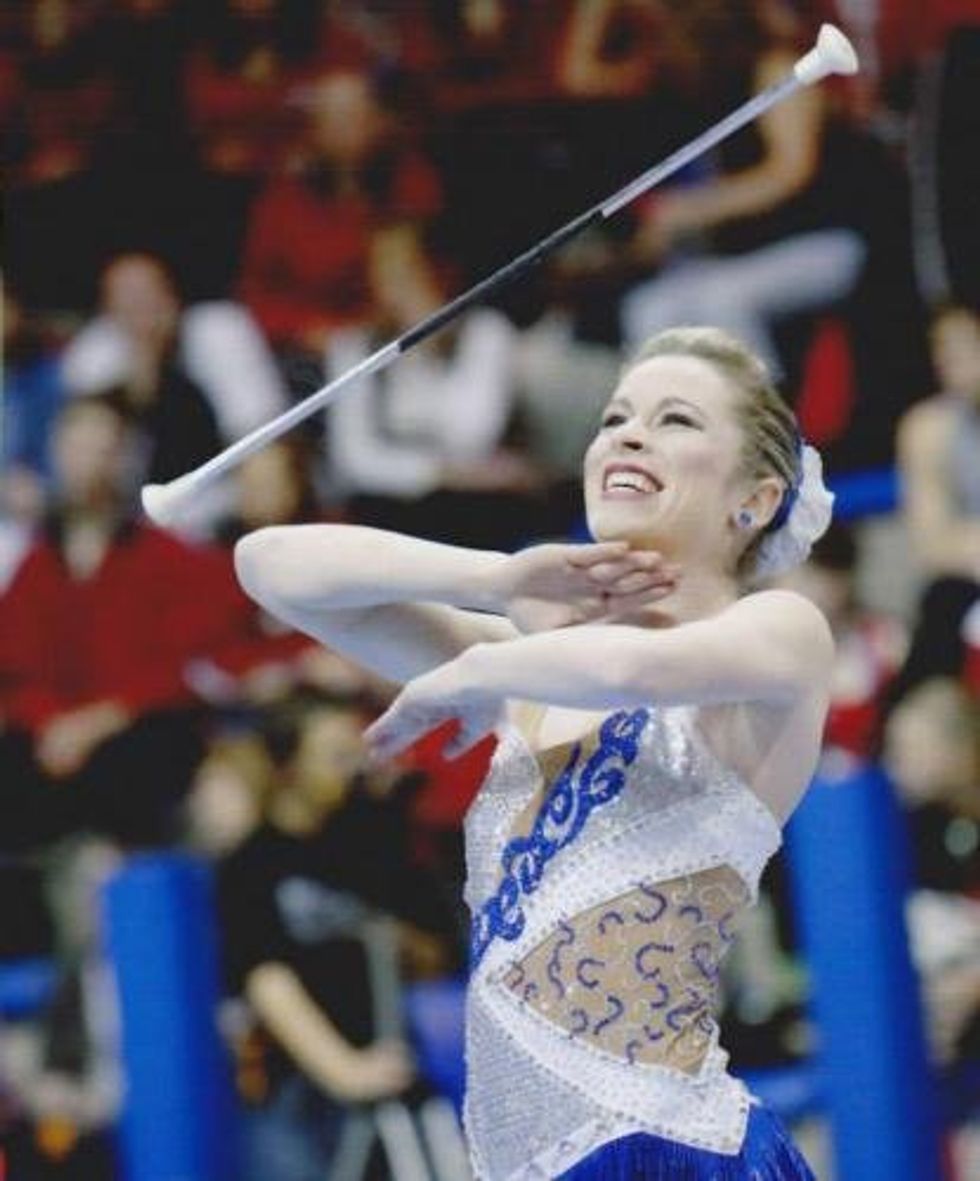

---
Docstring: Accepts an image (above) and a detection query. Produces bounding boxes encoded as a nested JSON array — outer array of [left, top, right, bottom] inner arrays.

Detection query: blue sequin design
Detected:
[[470, 708, 650, 967]]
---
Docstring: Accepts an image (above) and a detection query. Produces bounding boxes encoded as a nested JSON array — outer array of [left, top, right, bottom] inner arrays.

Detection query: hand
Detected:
[[365, 654, 502, 763], [494, 540, 678, 634], [36, 701, 130, 779], [331, 1040, 414, 1104]]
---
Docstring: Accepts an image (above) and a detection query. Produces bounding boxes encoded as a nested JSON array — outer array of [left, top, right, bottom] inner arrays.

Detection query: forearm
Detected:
[[235, 524, 506, 614], [462, 625, 654, 709], [671, 164, 811, 233], [459, 597, 820, 709], [246, 963, 357, 1094]]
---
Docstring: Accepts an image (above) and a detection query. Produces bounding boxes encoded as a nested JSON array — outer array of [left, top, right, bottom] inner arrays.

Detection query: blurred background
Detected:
[[1, 1, 978, 1178]]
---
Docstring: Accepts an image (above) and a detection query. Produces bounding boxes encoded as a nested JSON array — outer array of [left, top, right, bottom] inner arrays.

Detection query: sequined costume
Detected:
[[463, 706, 815, 1180]]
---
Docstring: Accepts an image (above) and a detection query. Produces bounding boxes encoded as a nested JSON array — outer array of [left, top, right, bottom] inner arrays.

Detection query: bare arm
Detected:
[[558, 0, 659, 98], [457, 589, 834, 710], [234, 527, 674, 685], [367, 589, 832, 759], [246, 962, 411, 1102], [898, 401, 980, 580], [642, 50, 822, 247], [234, 524, 516, 685]]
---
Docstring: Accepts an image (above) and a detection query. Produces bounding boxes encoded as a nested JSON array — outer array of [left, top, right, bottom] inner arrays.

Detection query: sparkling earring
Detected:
[[736, 509, 754, 530]]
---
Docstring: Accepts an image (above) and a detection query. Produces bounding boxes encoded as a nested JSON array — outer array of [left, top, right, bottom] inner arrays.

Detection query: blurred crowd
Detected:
[[1, 1, 978, 1178]]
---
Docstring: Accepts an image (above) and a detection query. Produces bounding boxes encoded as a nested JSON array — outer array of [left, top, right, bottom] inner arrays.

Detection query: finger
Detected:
[[605, 571, 675, 596], [365, 709, 434, 760], [602, 585, 676, 619], [564, 541, 632, 568], [584, 556, 659, 586]]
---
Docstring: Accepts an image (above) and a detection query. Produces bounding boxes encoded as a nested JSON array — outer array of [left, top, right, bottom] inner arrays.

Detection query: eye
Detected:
[[661, 411, 698, 427], [601, 412, 628, 429]]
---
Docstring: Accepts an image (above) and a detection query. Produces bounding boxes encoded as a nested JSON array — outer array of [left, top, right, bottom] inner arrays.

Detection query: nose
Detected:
[[610, 420, 650, 452]]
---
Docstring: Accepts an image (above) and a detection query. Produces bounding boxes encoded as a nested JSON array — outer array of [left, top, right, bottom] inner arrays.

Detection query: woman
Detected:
[[234, 326, 834, 1178], [616, 1, 866, 375]]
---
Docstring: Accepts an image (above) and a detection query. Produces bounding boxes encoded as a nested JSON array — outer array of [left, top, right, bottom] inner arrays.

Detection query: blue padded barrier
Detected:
[[103, 854, 239, 1181], [786, 763, 944, 1181], [827, 468, 900, 520], [405, 977, 467, 1112]]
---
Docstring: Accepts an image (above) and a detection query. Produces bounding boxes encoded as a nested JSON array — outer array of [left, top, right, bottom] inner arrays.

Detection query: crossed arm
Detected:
[[365, 588, 834, 757], [234, 522, 831, 761]]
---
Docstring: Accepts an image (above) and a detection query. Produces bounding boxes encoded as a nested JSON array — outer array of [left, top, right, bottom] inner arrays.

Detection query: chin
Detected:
[[587, 504, 660, 548]]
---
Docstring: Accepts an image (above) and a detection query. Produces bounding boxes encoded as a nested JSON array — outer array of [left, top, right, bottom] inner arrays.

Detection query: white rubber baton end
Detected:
[[141, 482, 185, 527], [794, 24, 859, 85]]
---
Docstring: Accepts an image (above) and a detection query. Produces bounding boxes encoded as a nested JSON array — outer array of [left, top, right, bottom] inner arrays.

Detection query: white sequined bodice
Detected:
[[463, 706, 782, 1181]]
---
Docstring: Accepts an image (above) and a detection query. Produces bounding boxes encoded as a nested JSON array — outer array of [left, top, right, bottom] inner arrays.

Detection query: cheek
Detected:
[[582, 438, 604, 483], [674, 437, 731, 484]]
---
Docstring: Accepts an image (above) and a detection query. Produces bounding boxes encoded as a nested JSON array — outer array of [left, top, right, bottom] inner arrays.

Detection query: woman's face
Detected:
[[931, 310, 980, 403], [583, 354, 749, 560]]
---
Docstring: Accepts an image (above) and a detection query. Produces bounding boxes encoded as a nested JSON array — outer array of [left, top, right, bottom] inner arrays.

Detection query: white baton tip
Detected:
[[141, 482, 181, 526], [794, 23, 859, 85]]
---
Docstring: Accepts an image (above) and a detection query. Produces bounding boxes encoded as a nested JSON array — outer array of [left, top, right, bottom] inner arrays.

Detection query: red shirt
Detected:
[[0, 522, 251, 733], [239, 154, 442, 345]]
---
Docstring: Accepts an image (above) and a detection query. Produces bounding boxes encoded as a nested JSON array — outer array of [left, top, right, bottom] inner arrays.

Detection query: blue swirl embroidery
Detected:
[[569, 1009, 590, 1035], [546, 922, 576, 999], [596, 908, 624, 936], [634, 883, 668, 924], [470, 709, 650, 966], [593, 993, 625, 1037], [575, 956, 605, 990]]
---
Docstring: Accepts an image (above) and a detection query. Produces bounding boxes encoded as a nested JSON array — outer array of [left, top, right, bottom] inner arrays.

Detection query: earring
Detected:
[[736, 509, 755, 530]]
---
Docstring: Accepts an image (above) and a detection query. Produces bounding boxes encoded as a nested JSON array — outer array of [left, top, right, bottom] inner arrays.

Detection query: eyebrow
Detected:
[[605, 394, 705, 419]]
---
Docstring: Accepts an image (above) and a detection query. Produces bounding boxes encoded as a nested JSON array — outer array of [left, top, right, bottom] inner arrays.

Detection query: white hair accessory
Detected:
[[753, 443, 835, 579]]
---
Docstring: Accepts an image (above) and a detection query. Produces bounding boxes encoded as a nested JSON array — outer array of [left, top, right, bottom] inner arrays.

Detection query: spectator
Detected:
[[898, 303, 980, 584], [238, 67, 441, 359], [890, 304, 980, 706], [1, 283, 67, 587], [61, 252, 288, 533], [215, 696, 451, 1180], [884, 676, 980, 1073], [885, 306, 980, 1076], [215, 437, 322, 545], [3, 2, 117, 312], [2, 284, 65, 516], [195, 438, 371, 708], [184, 0, 321, 177], [619, 0, 866, 373], [325, 223, 540, 550], [0, 394, 247, 850], [557, 0, 663, 101]]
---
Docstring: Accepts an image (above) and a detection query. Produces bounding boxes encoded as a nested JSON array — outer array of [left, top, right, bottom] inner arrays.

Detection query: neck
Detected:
[[622, 565, 740, 629], [61, 490, 119, 523]]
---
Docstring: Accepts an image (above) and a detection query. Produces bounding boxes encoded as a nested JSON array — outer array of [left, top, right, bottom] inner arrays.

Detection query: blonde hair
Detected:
[[624, 327, 802, 574]]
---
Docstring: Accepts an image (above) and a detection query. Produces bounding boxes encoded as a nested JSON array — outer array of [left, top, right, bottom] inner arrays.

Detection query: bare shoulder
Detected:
[[699, 592, 831, 819], [726, 588, 835, 681], [898, 396, 955, 454]]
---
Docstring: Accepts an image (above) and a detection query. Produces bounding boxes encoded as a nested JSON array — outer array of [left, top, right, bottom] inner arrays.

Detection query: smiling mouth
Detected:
[[602, 466, 662, 496]]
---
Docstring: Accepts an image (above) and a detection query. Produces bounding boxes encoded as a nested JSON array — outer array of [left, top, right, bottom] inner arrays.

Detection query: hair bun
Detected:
[[753, 443, 834, 579]]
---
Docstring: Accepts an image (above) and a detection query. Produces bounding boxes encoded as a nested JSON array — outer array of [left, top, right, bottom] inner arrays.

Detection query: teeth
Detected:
[[605, 471, 656, 493]]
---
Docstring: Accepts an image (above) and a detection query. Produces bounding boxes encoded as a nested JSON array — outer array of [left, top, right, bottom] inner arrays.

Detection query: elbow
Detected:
[[234, 527, 295, 607]]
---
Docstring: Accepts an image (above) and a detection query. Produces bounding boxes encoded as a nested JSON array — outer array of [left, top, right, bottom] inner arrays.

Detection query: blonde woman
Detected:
[[235, 327, 834, 1179]]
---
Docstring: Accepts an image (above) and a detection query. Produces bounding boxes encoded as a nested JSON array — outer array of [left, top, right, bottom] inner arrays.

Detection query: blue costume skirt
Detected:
[[557, 1103, 815, 1181]]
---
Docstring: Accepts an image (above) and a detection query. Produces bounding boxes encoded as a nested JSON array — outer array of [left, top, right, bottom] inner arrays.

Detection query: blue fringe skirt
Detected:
[[557, 1104, 816, 1180]]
